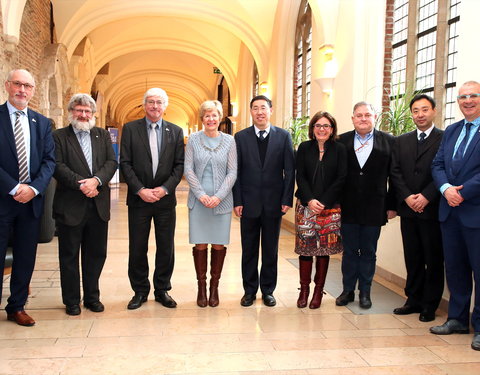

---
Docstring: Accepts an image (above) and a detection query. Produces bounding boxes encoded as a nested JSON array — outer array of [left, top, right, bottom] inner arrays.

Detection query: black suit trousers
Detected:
[[0, 201, 40, 313], [58, 200, 108, 306], [400, 217, 444, 311], [128, 204, 175, 296], [240, 212, 281, 295]]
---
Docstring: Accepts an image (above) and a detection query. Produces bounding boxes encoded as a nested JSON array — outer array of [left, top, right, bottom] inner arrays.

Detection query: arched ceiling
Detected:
[[51, 0, 281, 129]]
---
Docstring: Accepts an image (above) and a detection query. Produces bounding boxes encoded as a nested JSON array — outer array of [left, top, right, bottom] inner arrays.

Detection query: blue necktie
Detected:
[[451, 122, 472, 175]]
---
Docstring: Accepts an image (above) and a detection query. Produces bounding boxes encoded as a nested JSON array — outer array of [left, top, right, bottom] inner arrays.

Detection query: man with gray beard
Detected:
[[53, 93, 117, 315]]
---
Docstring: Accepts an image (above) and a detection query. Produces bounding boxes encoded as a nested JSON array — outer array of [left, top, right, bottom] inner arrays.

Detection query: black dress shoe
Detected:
[[393, 304, 422, 315], [127, 293, 147, 310], [419, 310, 435, 322], [430, 319, 470, 335], [84, 301, 105, 313], [155, 291, 177, 308], [262, 294, 276, 307], [359, 291, 372, 309], [335, 291, 354, 306], [240, 294, 256, 307], [472, 332, 480, 351], [66, 304, 81, 316]]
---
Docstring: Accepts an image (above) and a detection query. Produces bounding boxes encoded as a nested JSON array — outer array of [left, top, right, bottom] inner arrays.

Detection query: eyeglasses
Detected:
[[8, 81, 35, 91], [457, 94, 480, 101], [73, 108, 93, 115], [314, 124, 332, 129], [146, 100, 166, 107]]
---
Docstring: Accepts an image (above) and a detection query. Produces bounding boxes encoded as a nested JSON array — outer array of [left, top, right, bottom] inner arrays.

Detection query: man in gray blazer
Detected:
[[233, 95, 295, 307], [120, 88, 184, 310], [53, 93, 117, 315]]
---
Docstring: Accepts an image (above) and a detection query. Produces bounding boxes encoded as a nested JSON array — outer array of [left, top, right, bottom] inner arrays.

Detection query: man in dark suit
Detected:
[[336, 102, 396, 309], [53, 93, 117, 316], [431, 81, 480, 351], [233, 95, 295, 307], [120, 88, 184, 310], [390, 94, 444, 322], [0, 69, 55, 326]]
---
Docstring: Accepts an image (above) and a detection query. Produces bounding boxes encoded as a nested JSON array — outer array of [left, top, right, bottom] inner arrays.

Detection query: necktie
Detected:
[[418, 132, 426, 144], [451, 122, 473, 175], [14, 111, 29, 183], [259, 130, 266, 141], [80, 131, 92, 173], [150, 123, 159, 176]]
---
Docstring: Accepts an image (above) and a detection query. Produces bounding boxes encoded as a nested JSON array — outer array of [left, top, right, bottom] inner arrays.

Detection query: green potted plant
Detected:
[[286, 115, 310, 149]]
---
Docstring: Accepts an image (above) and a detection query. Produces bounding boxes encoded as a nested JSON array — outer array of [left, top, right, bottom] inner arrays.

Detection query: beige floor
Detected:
[[1, 181, 479, 375]]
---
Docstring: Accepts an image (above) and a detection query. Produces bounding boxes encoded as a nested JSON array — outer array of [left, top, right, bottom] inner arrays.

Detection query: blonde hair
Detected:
[[199, 100, 223, 122]]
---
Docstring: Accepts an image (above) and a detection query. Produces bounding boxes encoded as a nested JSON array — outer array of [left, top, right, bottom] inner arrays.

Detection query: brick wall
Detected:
[[382, 0, 395, 112]]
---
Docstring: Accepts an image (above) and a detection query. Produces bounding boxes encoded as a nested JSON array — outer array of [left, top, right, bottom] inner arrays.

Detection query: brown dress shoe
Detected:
[[7, 311, 35, 327]]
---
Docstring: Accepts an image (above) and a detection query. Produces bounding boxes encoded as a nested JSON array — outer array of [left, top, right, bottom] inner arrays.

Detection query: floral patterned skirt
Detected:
[[294, 199, 343, 257]]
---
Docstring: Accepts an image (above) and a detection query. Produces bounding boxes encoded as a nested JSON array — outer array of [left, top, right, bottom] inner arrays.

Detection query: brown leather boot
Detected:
[[309, 256, 329, 309], [297, 258, 313, 308], [192, 247, 208, 307], [209, 247, 226, 307]]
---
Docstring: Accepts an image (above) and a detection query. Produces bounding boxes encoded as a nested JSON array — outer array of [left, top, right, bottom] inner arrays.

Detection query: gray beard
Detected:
[[70, 115, 96, 131]]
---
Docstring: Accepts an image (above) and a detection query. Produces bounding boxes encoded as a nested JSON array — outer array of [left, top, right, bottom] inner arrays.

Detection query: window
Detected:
[[293, 0, 312, 118]]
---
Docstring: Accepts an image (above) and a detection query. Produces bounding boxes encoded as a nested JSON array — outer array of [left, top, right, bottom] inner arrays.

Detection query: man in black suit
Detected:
[[390, 94, 444, 322], [233, 95, 295, 307], [53, 93, 117, 316], [120, 88, 184, 310], [336, 102, 396, 309], [0, 69, 55, 326]]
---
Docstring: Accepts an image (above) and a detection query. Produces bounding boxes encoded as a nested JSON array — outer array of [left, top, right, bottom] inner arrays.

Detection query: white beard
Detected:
[[70, 114, 96, 131]]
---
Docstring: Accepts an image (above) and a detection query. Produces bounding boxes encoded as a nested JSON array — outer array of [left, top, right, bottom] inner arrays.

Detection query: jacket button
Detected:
[[359, 172, 363, 176]]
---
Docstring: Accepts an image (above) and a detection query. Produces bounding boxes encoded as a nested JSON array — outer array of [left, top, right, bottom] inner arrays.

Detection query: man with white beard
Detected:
[[53, 93, 117, 315]]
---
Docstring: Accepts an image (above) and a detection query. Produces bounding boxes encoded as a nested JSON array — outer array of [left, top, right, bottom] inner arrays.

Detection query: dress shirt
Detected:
[[354, 130, 374, 168], [72, 127, 102, 185], [416, 124, 435, 140], [7, 101, 38, 196], [254, 124, 271, 138], [440, 117, 480, 195]]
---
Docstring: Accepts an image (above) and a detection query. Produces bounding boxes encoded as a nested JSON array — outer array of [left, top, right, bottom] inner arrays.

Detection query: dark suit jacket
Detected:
[[432, 119, 480, 228], [338, 129, 396, 226], [120, 117, 184, 209], [232, 125, 295, 218], [0, 102, 55, 218], [52, 125, 117, 226], [390, 127, 443, 220], [295, 139, 347, 208]]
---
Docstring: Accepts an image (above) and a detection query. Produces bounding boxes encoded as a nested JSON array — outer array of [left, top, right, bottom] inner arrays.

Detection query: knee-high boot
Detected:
[[297, 258, 313, 308], [309, 256, 329, 309], [192, 247, 208, 307], [209, 247, 226, 307]]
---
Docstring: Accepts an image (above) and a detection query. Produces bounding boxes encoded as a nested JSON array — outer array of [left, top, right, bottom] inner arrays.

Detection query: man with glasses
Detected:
[[0, 69, 55, 326], [120, 88, 184, 310], [53, 93, 117, 315], [431, 81, 480, 351], [335, 102, 396, 309]]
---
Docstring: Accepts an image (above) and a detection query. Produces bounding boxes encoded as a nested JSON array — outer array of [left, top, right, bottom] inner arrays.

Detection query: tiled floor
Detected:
[[1, 181, 479, 374]]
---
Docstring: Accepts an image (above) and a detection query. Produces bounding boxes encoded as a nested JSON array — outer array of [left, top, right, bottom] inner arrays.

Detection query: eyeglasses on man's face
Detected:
[[8, 80, 35, 91], [457, 93, 480, 101], [73, 108, 93, 115], [146, 100, 166, 107]]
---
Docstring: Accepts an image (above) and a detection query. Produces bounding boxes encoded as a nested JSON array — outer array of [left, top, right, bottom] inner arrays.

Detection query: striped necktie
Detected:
[[14, 111, 29, 183], [79, 131, 92, 173]]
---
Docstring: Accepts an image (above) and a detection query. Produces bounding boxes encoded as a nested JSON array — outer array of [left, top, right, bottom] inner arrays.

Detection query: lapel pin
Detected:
[[32, 118, 37, 122], [166, 128, 170, 132]]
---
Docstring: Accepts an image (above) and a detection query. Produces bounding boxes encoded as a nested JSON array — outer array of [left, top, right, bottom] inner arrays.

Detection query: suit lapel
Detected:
[[416, 127, 441, 160], [0, 104, 17, 157], [462, 124, 480, 165], [27, 110, 38, 160], [90, 127, 100, 173], [67, 125, 91, 174], [263, 125, 275, 169], [159, 119, 170, 159], [137, 118, 152, 164]]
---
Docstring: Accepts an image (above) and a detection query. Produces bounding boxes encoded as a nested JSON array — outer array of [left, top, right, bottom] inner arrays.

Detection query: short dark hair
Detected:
[[410, 94, 436, 110], [250, 95, 272, 108], [308, 111, 338, 141]]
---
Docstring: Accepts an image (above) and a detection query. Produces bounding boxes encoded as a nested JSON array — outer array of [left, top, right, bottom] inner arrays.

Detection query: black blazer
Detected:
[[390, 127, 443, 220], [232, 125, 295, 218], [295, 139, 347, 208], [53, 125, 117, 226], [0, 102, 55, 218], [339, 129, 396, 226], [120, 117, 184, 209]]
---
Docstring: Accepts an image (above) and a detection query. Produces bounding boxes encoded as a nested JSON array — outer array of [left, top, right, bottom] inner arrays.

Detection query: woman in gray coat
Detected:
[[184, 100, 237, 307]]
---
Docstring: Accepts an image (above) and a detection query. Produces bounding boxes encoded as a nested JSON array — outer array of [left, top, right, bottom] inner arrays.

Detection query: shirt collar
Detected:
[[254, 124, 270, 136], [6, 101, 28, 117], [354, 129, 374, 140], [146, 117, 162, 128], [416, 124, 435, 139], [465, 117, 480, 127], [72, 126, 90, 135]]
